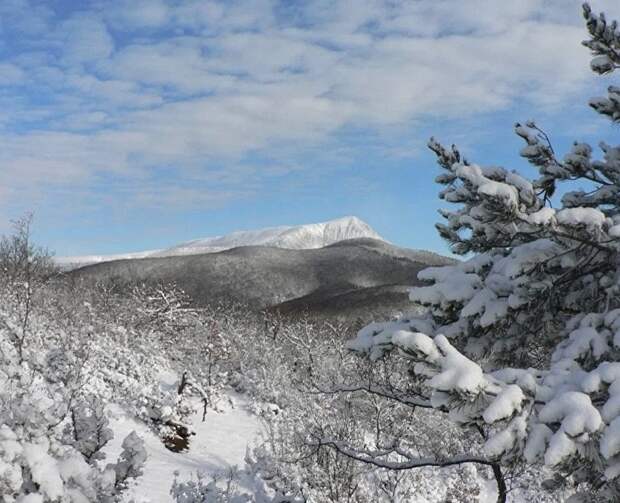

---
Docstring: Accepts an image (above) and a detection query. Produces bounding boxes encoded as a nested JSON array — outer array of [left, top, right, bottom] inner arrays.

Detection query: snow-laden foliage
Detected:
[[0, 228, 558, 503], [347, 4, 620, 501], [0, 218, 199, 501], [0, 303, 144, 497], [171, 469, 251, 503], [169, 464, 303, 503], [181, 311, 559, 502]]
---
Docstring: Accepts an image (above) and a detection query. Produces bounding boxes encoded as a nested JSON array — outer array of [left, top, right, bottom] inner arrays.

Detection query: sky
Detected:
[[1, 0, 620, 257]]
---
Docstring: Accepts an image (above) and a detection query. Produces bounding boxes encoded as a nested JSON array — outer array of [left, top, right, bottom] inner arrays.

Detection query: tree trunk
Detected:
[[491, 463, 507, 503]]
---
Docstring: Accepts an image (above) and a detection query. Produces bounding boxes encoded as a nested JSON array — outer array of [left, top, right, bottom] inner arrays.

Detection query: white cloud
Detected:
[[171, 1, 225, 30], [130, 185, 242, 210], [0, 63, 24, 84], [0, 0, 617, 219], [64, 73, 163, 108], [60, 15, 114, 64], [107, 0, 170, 29], [99, 40, 222, 94], [0, 0, 54, 37]]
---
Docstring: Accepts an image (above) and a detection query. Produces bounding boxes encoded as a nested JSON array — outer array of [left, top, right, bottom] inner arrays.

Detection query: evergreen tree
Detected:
[[345, 4, 620, 501]]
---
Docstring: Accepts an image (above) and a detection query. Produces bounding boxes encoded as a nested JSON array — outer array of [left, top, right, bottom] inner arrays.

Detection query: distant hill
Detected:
[[56, 216, 383, 269], [153, 215, 382, 257], [268, 284, 416, 319], [67, 237, 454, 317]]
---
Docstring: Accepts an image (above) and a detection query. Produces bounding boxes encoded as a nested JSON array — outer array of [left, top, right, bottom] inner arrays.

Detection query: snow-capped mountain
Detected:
[[56, 216, 384, 268], [153, 216, 382, 256]]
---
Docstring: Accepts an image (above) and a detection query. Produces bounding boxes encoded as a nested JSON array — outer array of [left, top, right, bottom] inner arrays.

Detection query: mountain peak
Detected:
[[56, 216, 384, 268], [159, 216, 383, 255], [269, 216, 383, 250]]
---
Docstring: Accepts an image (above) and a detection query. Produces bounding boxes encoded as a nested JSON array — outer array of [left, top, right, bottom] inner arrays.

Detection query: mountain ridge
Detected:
[[56, 216, 385, 269], [67, 237, 455, 318]]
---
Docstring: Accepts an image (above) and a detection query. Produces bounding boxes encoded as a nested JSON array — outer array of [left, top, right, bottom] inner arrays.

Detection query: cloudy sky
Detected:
[[1, 0, 619, 255]]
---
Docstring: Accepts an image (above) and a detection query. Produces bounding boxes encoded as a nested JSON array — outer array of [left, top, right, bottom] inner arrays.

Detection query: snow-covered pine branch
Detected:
[[346, 3, 620, 501]]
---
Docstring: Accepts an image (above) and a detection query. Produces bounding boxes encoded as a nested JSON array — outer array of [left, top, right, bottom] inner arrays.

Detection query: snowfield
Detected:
[[103, 391, 515, 503], [105, 394, 261, 503], [103, 391, 532, 503]]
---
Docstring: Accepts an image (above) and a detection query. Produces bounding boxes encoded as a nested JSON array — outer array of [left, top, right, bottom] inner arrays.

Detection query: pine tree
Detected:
[[345, 4, 620, 501]]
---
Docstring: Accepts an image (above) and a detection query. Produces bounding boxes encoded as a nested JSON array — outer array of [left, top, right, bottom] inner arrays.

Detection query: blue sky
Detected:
[[1, 0, 620, 256]]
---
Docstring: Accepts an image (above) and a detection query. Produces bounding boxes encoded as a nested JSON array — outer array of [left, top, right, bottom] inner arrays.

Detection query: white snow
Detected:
[[160, 216, 382, 255], [609, 224, 620, 238], [484, 416, 527, 458], [527, 207, 556, 226], [539, 392, 602, 436], [538, 392, 602, 466], [411, 269, 481, 305], [392, 331, 440, 361], [552, 326, 610, 362], [454, 164, 519, 208], [55, 216, 384, 269], [428, 335, 485, 393], [54, 249, 163, 268], [524, 423, 553, 463], [556, 208, 607, 230], [602, 418, 620, 461], [591, 54, 614, 73], [482, 385, 525, 423], [22, 440, 64, 501], [544, 431, 576, 467], [478, 181, 518, 208], [105, 394, 261, 503]]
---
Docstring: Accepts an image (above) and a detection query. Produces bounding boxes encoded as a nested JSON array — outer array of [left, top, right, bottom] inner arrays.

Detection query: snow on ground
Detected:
[[105, 393, 261, 503], [479, 478, 498, 503], [102, 391, 541, 502]]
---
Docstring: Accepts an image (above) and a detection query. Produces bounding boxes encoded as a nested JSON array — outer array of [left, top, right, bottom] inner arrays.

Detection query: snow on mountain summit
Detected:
[[56, 216, 384, 268], [271, 216, 383, 250], [159, 216, 383, 256]]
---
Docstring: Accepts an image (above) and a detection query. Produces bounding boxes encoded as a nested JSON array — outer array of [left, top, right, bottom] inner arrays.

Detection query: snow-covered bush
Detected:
[[112, 431, 147, 492], [344, 4, 620, 501], [64, 396, 114, 464], [0, 219, 180, 500], [0, 307, 146, 501], [170, 467, 264, 503], [60, 281, 200, 445], [159, 301, 235, 418], [218, 312, 509, 502]]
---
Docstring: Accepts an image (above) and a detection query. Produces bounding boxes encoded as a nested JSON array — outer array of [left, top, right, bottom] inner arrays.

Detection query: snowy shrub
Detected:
[[64, 396, 114, 463], [61, 282, 201, 444], [0, 220, 156, 500], [219, 312, 511, 502], [170, 468, 260, 503], [343, 4, 620, 501], [112, 431, 147, 491], [0, 300, 147, 501], [160, 302, 235, 418]]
